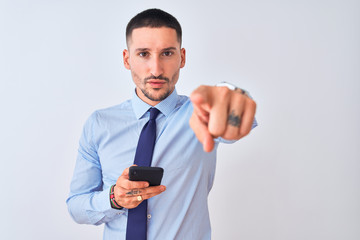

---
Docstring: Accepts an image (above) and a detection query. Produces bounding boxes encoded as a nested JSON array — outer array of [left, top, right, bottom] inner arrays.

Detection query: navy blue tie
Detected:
[[126, 108, 160, 240]]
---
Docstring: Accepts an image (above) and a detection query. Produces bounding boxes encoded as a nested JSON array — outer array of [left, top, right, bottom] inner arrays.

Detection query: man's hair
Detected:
[[126, 8, 182, 46]]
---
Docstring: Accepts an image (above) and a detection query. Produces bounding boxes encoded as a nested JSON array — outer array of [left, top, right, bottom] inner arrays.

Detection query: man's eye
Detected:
[[162, 51, 173, 57], [139, 52, 149, 57]]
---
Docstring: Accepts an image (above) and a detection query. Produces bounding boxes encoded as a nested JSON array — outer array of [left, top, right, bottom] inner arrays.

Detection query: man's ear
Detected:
[[180, 48, 186, 68], [123, 49, 130, 70]]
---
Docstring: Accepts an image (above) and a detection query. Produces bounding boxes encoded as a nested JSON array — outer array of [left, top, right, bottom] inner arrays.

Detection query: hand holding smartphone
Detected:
[[129, 166, 164, 186]]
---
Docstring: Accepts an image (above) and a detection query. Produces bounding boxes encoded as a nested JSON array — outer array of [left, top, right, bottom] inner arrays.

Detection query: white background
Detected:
[[1, 0, 359, 239]]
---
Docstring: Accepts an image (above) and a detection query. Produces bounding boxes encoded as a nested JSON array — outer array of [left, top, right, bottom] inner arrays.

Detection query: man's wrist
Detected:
[[109, 184, 123, 210]]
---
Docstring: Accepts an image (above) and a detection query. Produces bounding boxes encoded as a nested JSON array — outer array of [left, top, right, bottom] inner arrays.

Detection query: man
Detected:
[[67, 8, 257, 239]]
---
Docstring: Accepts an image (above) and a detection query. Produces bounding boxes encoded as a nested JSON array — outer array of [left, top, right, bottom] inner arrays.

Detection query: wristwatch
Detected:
[[216, 82, 247, 95]]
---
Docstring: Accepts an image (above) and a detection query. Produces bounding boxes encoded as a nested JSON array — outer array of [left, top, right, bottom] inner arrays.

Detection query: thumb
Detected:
[[190, 86, 212, 113], [122, 165, 137, 178]]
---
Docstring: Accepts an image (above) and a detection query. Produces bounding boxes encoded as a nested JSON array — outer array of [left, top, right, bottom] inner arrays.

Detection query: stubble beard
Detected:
[[135, 70, 179, 102], [140, 87, 172, 102]]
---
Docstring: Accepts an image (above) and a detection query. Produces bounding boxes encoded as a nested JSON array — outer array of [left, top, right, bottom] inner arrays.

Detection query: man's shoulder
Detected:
[[88, 94, 191, 121], [176, 94, 190, 107], [96, 99, 132, 114], [88, 99, 134, 123]]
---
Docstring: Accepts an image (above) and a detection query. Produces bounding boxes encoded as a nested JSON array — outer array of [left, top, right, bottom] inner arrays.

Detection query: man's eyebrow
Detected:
[[134, 47, 178, 52], [135, 48, 150, 52], [162, 47, 177, 51]]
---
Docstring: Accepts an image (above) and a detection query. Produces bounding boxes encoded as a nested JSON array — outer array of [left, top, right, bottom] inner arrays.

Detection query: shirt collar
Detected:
[[132, 88, 178, 119]]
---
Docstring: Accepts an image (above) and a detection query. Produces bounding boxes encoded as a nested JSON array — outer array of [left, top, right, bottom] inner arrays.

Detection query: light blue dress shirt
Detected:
[[67, 89, 257, 239]]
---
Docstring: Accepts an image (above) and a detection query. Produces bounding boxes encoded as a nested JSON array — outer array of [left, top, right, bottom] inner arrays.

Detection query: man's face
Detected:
[[123, 27, 186, 106]]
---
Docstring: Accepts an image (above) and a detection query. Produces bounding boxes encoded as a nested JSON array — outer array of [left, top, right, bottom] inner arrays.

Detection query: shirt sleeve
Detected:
[[66, 112, 125, 225]]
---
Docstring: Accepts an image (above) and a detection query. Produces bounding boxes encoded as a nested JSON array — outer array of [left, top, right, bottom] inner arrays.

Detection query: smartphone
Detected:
[[129, 166, 164, 186]]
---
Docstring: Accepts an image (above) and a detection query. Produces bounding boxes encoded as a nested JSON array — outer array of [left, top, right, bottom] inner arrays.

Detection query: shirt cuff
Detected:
[[87, 186, 126, 224]]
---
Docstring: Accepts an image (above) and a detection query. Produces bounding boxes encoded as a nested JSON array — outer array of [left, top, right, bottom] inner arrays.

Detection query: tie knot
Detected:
[[149, 108, 160, 120]]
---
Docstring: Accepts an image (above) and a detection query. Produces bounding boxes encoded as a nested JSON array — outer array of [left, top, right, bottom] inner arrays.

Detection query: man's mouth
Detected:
[[147, 80, 167, 88]]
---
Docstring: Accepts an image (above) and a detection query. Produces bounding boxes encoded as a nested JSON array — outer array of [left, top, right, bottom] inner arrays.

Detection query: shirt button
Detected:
[[147, 214, 151, 220]]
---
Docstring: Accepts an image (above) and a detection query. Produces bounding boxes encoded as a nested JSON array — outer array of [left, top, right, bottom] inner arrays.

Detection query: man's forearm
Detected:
[[67, 187, 125, 225]]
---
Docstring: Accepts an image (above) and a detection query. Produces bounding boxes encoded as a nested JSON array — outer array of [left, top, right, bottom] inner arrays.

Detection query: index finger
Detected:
[[189, 112, 215, 152]]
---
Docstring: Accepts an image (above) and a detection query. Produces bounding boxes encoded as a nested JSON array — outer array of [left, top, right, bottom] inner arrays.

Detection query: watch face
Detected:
[[216, 82, 237, 90]]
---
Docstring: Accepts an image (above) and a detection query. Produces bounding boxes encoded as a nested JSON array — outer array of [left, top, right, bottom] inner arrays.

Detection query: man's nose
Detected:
[[149, 56, 163, 77]]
